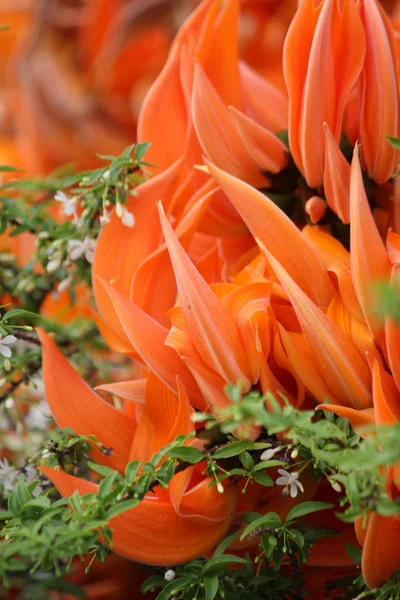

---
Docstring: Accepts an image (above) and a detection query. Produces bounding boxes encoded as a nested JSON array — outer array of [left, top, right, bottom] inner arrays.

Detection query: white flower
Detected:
[[67, 237, 96, 264], [23, 465, 42, 496], [57, 275, 72, 292], [121, 210, 135, 228], [116, 202, 135, 228], [46, 253, 62, 273], [275, 469, 304, 498], [0, 458, 18, 491], [164, 569, 175, 582], [99, 210, 110, 227], [102, 169, 111, 181], [260, 446, 282, 461], [0, 335, 16, 358], [55, 191, 78, 220]]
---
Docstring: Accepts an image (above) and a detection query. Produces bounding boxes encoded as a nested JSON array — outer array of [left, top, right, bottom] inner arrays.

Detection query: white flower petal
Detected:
[[295, 480, 304, 493], [260, 446, 281, 461], [277, 469, 288, 477], [69, 246, 84, 261], [1, 335, 17, 346], [122, 211, 135, 228], [0, 345, 12, 358], [289, 483, 299, 498], [275, 476, 289, 486]]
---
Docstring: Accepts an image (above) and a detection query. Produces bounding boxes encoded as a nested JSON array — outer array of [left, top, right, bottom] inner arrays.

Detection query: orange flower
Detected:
[[38, 329, 235, 566]]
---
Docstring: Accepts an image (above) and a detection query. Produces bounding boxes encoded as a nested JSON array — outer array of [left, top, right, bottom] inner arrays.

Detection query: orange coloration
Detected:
[[38, 329, 235, 565]]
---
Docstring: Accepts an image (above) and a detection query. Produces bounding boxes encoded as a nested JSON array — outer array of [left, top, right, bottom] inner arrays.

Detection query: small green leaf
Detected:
[[135, 142, 151, 161], [212, 532, 240, 557], [240, 513, 281, 541], [346, 543, 362, 563], [166, 446, 204, 463], [388, 136, 400, 150], [240, 451, 254, 471], [204, 574, 219, 600], [286, 502, 334, 523], [213, 441, 253, 459], [252, 472, 274, 487], [203, 554, 249, 573], [125, 460, 141, 484], [104, 499, 139, 520]]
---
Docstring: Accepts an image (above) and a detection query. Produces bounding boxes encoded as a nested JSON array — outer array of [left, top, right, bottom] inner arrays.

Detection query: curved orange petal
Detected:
[[37, 329, 134, 472], [99, 279, 205, 409], [40, 467, 235, 567], [323, 123, 351, 224], [192, 64, 266, 187], [315, 404, 375, 436], [159, 202, 251, 385], [95, 380, 146, 403], [361, 512, 400, 588], [265, 251, 372, 409], [206, 160, 335, 309], [350, 145, 391, 337], [371, 357, 400, 425], [229, 107, 288, 174]]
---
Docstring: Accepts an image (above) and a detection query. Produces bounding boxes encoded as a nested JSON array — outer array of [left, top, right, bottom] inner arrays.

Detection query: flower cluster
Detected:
[[3, 0, 400, 598]]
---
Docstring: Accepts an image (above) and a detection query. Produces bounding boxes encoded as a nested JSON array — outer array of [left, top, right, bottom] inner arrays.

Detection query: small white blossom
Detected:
[[46, 252, 62, 273], [0, 335, 17, 358], [55, 191, 78, 220], [57, 275, 72, 293], [116, 203, 135, 228], [99, 210, 110, 227], [164, 569, 175, 582], [0, 458, 18, 491], [260, 446, 282, 461], [67, 237, 96, 264], [102, 169, 111, 181], [275, 469, 304, 498]]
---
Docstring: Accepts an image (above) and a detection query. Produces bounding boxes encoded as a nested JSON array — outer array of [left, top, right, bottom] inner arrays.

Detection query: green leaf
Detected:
[[125, 460, 141, 484], [240, 451, 254, 471], [203, 554, 249, 573], [286, 502, 334, 523], [212, 532, 240, 557], [240, 513, 281, 541], [104, 499, 139, 520], [2, 308, 41, 321], [388, 136, 400, 150], [0, 165, 22, 172], [155, 578, 189, 600], [204, 574, 219, 600], [288, 528, 304, 549], [252, 472, 274, 487], [213, 441, 253, 459], [166, 446, 204, 463], [346, 544, 362, 563], [98, 471, 118, 499], [87, 462, 116, 477], [135, 142, 151, 161]]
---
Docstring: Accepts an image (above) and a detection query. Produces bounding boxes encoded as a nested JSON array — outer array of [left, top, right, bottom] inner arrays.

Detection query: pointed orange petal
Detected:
[[95, 380, 146, 403], [359, 0, 399, 184], [229, 107, 288, 174], [350, 145, 391, 336], [315, 404, 375, 435], [37, 329, 133, 472], [362, 512, 400, 588], [304, 196, 327, 224], [371, 358, 400, 425], [92, 158, 183, 346], [206, 160, 335, 308], [159, 203, 251, 385], [323, 123, 351, 224], [192, 64, 266, 187], [239, 62, 288, 132], [137, 44, 187, 170], [98, 279, 204, 408], [40, 467, 235, 566], [264, 252, 372, 409]]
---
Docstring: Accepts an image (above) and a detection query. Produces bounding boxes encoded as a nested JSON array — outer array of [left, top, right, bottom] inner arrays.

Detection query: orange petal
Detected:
[[264, 251, 372, 409], [37, 329, 134, 472], [371, 357, 400, 425], [159, 203, 251, 385], [229, 107, 288, 174], [350, 145, 391, 337], [95, 380, 146, 403], [40, 467, 235, 566], [315, 404, 375, 436], [92, 158, 183, 348], [304, 196, 327, 224], [206, 160, 335, 308], [362, 512, 400, 588], [99, 279, 205, 409], [239, 62, 288, 132], [323, 123, 351, 224], [192, 63, 267, 188], [359, 0, 399, 184]]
